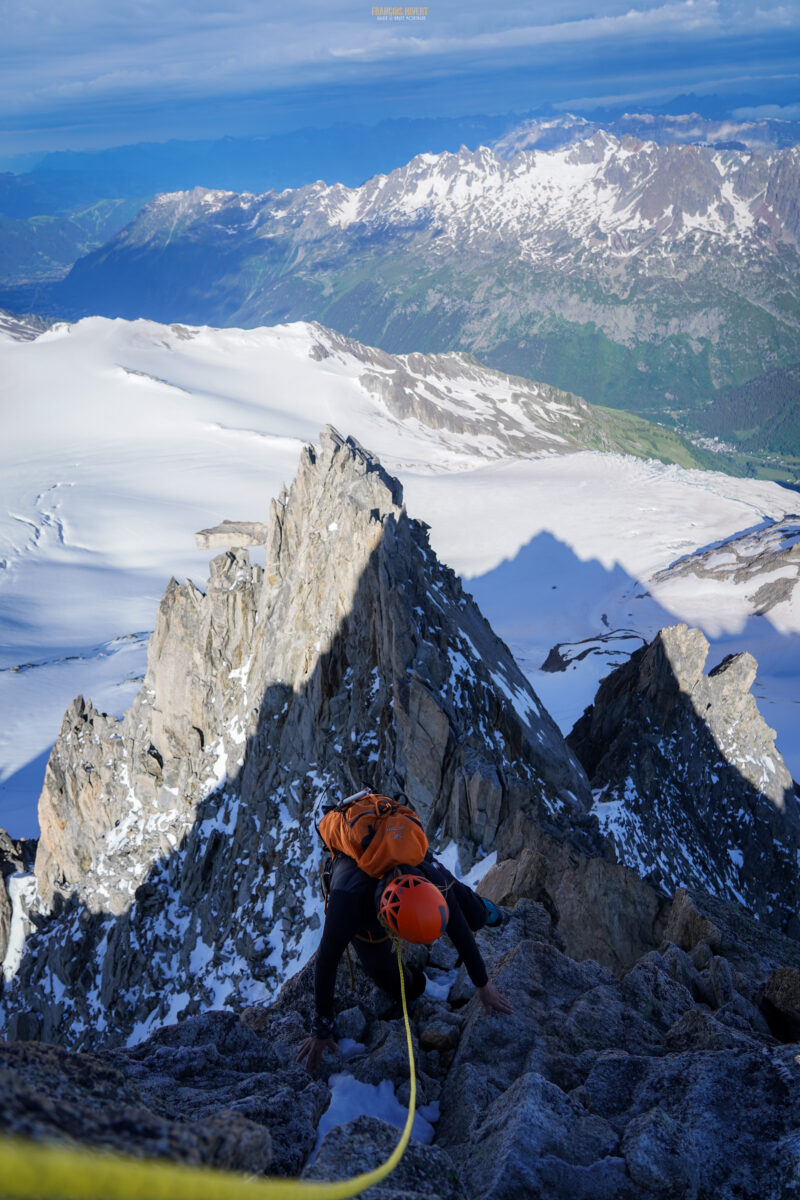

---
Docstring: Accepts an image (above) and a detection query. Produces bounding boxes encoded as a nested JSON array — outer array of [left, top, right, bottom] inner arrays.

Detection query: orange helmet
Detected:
[[379, 874, 449, 944]]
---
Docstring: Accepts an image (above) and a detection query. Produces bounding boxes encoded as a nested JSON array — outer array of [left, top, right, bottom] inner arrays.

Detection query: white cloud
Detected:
[[0, 0, 796, 145], [329, 0, 725, 65], [2, 0, 791, 114], [734, 102, 800, 119]]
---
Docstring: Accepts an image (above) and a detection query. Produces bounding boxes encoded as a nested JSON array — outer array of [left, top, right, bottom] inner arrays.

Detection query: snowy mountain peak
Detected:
[[109, 129, 798, 262]]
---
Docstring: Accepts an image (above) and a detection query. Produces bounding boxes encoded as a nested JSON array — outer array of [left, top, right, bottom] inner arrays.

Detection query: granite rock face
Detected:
[[2, 427, 591, 1047], [568, 623, 800, 934], [0, 830, 36, 968], [433, 897, 800, 1200], [478, 842, 670, 976], [194, 520, 271, 551]]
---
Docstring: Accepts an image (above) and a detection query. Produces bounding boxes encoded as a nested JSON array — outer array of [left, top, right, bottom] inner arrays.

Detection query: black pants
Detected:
[[351, 871, 488, 1003]]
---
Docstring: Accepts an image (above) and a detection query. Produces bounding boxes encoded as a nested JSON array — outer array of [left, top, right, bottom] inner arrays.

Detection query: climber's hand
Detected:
[[296, 1036, 337, 1072], [476, 981, 514, 1017]]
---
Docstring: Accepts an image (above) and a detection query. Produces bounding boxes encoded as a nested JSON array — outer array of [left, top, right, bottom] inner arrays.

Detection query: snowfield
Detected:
[[1, 316, 797, 836]]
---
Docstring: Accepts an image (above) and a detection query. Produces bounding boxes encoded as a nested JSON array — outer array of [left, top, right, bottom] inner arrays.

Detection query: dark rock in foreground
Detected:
[[0, 1019, 280, 1176], [5, 891, 800, 1198], [304, 1116, 468, 1199]]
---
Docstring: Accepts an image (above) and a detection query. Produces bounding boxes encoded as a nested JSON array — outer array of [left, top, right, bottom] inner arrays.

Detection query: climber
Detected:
[[296, 849, 513, 1072]]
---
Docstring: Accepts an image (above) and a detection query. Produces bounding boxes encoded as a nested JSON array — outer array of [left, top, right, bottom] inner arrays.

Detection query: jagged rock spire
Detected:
[[6, 428, 589, 1047], [569, 623, 800, 933]]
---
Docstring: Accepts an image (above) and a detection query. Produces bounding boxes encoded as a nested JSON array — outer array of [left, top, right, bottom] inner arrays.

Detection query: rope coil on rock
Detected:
[[0, 944, 416, 1200]]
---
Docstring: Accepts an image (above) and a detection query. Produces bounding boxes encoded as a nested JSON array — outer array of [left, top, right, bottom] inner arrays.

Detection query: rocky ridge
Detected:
[[654, 516, 800, 617], [569, 623, 800, 933], [0, 427, 595, 1048], [3, 434, 797, 1049], [6, 889, 800, 1198], [0, 830, 36, 965], [316, 326, 611, 458], [306, 324, 700, 465]]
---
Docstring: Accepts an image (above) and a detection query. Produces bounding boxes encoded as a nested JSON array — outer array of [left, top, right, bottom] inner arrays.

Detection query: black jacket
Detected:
[[314, 853, 489, 1025]]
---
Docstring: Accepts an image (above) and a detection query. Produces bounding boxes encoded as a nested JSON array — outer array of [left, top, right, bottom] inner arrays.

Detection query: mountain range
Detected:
[[0, 114, 524, 294], [20, 130, 797, 453], [6, 110, 799, 223], [3, 89, 800, 1197]]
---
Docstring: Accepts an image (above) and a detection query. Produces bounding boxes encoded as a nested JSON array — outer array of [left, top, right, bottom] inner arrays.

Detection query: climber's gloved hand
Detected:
[[296, 1035, 337, 1072], [298, 1014, 338, 1071], [476, 981, 514, 1017]]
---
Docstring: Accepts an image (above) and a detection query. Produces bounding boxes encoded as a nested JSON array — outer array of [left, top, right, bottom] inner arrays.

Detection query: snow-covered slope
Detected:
[[0, 309, 46, 342], [405, 457, 800, 765], [1, 316, 797, 836]]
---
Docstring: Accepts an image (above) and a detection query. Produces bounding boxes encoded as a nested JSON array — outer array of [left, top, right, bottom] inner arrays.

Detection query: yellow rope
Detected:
[[0, 944, 416, 1200]]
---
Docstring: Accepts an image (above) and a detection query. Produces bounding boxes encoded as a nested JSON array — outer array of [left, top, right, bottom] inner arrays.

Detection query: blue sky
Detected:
[[1, 0, 799, 157]]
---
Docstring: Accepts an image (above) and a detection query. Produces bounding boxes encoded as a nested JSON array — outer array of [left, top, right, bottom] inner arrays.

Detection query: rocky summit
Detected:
[[0, 427, 591, 1048], [3, 431, 800, 1198], [570, 623, 800, 934]]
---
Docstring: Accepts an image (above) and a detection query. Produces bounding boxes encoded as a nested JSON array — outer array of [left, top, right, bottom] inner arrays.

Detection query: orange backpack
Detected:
[[318, 790, 428, 878]]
